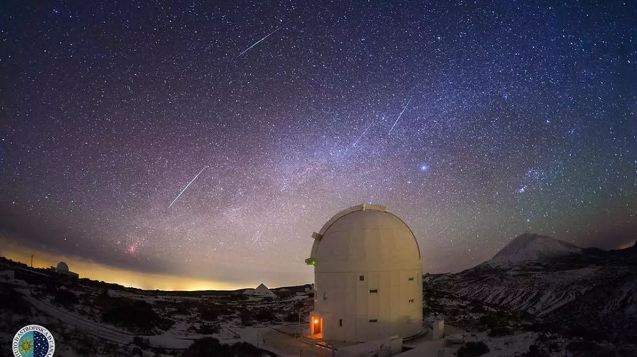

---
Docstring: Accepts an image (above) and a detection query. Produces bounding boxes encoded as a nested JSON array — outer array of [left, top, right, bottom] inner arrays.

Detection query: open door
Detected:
[[310, 314, 323, 338]]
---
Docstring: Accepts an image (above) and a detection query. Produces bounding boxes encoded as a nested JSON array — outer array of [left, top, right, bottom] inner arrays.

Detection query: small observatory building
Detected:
[[55, 261, 79, 279], [306, 204, 423, 342]]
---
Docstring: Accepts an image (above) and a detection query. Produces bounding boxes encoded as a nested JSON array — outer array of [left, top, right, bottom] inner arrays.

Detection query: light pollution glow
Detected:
[[0, 238, 249, 291]]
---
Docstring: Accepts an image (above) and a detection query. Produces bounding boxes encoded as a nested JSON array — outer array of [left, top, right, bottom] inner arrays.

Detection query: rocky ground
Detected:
[[2, 235, 635, 357], [0, 257, 313, 356], [422, 235, 637, 357]]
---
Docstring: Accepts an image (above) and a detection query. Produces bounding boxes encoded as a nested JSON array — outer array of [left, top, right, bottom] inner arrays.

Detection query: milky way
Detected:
[[1, 1, 636, 286]]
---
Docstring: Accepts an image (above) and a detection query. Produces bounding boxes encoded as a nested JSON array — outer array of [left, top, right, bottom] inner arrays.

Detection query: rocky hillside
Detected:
[[426, 235, 637, 345], [0, 257, 312, 356]]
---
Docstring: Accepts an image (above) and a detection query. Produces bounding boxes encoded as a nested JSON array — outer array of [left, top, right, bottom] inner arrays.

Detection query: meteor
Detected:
[[236, 27, 281, 58], [388, 97, 412, 135], [168, 166, 208, 209], [352, 122, 374, 147]]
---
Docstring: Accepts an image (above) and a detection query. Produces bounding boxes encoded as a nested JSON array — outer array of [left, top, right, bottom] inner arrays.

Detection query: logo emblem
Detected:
[[12, 325, 55, 357]]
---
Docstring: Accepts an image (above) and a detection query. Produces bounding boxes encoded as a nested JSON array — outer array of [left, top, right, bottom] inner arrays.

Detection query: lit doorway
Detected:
[[310, 315, 323, 338]]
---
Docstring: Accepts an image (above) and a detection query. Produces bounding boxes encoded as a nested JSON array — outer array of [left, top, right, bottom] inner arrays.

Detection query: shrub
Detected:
[[253, 308, 276, 322], [230, 341, 266, 356], [283, 311, 300, 322], [182, 337, 225, 356], [239, 309, 254, 326], [195, 323, 220, 334], [0, 284, 30, 314], [521, 344, 549, 357], [228, 293, 249, 302], [133, 336, 149, 349], [457, 341, 490, 357], [469, 302, 486, 314], [198, 303, 231, 321], [53, 288, 79, 308], [181, 337, 266, 357], [566, 341, 604, 355], [75, 337, 98, 355], [479, 312, 510, 330], [488, 326, 513, 337], [131, 346, 143, 356], [101, 297, 173, 334]]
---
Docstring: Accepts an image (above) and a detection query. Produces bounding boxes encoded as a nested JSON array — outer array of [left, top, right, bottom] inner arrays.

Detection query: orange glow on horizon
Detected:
[[0, 237, 250, 291]]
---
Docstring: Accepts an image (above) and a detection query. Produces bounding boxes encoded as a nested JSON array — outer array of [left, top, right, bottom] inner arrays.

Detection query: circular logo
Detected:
[[12, 325, 55, 357]]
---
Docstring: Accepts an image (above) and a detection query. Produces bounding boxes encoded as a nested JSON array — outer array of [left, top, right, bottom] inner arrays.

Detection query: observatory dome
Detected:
[[307, 204, 423, 342], [57, 261, 69, 273], [309, 204, 421, 272]]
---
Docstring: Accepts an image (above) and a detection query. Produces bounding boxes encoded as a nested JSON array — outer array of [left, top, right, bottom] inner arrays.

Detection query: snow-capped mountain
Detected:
[[486, 233, 582, 267]]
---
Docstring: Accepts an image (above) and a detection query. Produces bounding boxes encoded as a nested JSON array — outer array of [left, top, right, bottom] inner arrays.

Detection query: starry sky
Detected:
[[1, 1, 636, 289]]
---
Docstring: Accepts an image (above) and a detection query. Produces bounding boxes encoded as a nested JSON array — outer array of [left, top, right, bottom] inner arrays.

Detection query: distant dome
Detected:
[[56, 261, 69, 273]]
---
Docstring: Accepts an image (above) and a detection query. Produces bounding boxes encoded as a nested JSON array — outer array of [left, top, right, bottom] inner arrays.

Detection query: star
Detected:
[[0, 0, 633, 286]]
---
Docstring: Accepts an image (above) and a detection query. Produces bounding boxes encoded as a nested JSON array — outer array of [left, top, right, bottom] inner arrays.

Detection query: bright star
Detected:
[[420, 164, 430, 172]]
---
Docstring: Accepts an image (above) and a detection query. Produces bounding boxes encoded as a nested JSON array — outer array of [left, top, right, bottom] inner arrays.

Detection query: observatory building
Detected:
[[54, 261, 79, 279], [56, 261, 69, 273], [306, 204, 423, 342]]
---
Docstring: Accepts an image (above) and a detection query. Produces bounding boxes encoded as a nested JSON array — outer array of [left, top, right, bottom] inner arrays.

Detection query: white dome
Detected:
[[310, 204, 421, 272], [57, 261, 69, 273], [307, 204, 423, 342]]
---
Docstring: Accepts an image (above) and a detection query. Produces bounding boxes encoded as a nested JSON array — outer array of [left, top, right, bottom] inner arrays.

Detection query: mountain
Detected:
[[425, 234, 637, 348], [486, 233, 582, 267]]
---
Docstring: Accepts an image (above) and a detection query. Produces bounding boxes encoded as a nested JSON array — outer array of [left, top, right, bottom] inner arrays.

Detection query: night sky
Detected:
[[1, 1, 636, 288]]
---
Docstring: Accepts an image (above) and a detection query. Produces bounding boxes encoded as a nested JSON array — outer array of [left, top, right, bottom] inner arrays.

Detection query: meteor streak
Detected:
[[168, 166, 208, 208], [352, 122, 374, 147], [388, 97, 412, 135], [236, 27, 281, 58]]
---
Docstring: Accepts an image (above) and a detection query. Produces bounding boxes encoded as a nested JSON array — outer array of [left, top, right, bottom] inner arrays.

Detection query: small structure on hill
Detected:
[[243, 283, 277, 298], [53, 261, 79, 279]]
